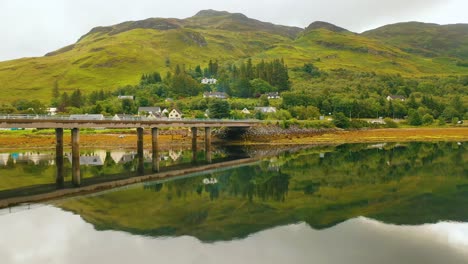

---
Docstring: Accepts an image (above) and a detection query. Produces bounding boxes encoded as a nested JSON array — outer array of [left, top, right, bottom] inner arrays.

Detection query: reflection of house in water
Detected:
[[268, 157, 281, 172], [367, 143, 387, 150], [7, 152, 54, 165], [110, 151, 136, 164], [0, 153, 10, 166], [66, 154, 103, 166], [169, 150, 182, 161]]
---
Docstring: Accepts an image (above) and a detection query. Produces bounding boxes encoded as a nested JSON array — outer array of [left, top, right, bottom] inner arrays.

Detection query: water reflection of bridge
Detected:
[[0, 117, 258, 187], [0, 157, 259, 209]]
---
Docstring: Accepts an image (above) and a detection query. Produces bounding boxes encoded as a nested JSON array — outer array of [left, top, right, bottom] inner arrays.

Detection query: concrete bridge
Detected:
[[0, 115, 259, 187]]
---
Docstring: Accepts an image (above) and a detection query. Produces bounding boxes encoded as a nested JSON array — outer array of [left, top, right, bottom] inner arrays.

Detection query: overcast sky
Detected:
[[0, 0, 466, 61]]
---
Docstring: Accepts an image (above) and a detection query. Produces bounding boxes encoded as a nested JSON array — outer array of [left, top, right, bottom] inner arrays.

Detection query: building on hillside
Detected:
[[265, 92, 281, 99], [369, 119, 386, 125], [254, 107, 277, 113], [386, 95, 406, 101], [168, 109, 183, 119], [47, 107, 57, 116], [241, 108, 251, 114], [201, 78, 217, 84], [203, 92, 228, 99], [112, 114, 136, 121], [138, 107, 161, 115], [118, 95, 135, 100], [69, 114, 104, 120]]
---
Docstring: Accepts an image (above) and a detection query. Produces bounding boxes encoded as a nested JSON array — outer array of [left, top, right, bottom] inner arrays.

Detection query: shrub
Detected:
[[422, 114, 434, 125], [333, 112, 350, 128], [384, 118, 398, 128]]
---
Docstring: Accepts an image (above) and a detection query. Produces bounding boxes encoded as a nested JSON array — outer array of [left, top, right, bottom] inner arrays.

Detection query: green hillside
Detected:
[[0, 11, 466, 103], [363, 22, 468, 60]]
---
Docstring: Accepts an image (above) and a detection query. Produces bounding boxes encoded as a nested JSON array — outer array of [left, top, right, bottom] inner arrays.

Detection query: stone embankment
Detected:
[[240, 125, 338, 142]]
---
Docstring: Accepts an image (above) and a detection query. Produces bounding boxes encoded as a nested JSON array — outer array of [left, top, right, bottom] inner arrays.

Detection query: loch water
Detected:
[[0, 142, 467, 264]]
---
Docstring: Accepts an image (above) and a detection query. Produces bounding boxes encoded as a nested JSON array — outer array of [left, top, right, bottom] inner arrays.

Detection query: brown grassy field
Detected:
[[267, 128, 468, 145], [0, 128, 466, 150]]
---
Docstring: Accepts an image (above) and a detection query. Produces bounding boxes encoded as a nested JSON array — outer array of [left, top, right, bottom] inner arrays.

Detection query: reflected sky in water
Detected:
[[0, 206, 467, 264]]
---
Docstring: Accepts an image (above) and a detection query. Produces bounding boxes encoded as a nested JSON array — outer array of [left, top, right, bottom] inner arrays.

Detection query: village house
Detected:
[[201, 78, 217, 85], [46, 107, 57, 116], [265, 92, 281, 99], [254, 107, 277, 113], [168, 109, 183, 119], [203, 91, 228, 99], [241, 108, 251, 114], [112, 114, 136, 121], [386, 95, 406, 101], [138, 107, 161, 115]]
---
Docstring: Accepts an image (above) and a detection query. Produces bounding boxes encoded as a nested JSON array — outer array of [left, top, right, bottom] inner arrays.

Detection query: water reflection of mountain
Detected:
[[57, 142, 468, 242]]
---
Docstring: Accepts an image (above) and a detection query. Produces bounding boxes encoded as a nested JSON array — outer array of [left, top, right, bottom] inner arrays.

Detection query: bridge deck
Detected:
[[0, 116, 259, 129]]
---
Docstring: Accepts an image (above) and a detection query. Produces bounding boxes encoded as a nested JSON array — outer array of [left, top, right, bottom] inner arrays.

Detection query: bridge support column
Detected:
[[137, 127, 144, 175], [152, 127, 159, 172], [191, 127, 197, 163], [71, 128, 81, 186], [55, 128, 64, 187], [205, 127, 212, 163]]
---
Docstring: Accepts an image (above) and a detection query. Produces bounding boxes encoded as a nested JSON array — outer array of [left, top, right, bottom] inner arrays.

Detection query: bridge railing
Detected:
[[0, 114, 259, 123]]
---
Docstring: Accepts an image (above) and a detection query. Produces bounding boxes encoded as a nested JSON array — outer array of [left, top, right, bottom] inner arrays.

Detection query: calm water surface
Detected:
[[0, 142, 467, 264]]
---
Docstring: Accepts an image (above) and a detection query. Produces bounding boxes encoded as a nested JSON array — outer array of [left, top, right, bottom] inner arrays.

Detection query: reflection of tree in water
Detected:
[[144, 183, 163, 192], [140, 165, 291, 202], [21, 160, 50, 175], [220, 166, 290, 202]]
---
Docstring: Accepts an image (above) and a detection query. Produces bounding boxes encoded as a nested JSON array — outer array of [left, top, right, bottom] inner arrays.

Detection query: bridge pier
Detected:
[[55, 128, 64, 187], [205, 127, 212, 163], [191, 127, 197, 163], [137, 127, 144, 175], [71, 128, 81, 186], [152, 127, 159, 172]]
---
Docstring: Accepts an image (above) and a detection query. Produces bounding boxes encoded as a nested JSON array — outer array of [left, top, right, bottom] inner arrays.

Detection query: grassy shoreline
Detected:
[[0, 127, 466, 150]]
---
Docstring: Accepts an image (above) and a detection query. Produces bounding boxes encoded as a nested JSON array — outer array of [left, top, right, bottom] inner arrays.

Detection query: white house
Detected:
[[254, 107, 277, 113], [203, 92, 228, 99], [241, 108, 251, 114], [118, 95, 135, 100], [201, 78, 217, 84], [112, 114, 135, 121], [47, 107, 57, 116], [168, 109, 182, 119], [138, 107, 161, 115], [265, 92, 281, 99], [386, 95, 406, 101]]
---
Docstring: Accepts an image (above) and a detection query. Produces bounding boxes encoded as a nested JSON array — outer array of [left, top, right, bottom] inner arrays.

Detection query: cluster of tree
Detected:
[[215, 58, 290, 98], [282, 68, 467, 125]]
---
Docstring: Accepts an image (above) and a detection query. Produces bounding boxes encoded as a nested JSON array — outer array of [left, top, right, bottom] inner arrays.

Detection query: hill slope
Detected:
[[363, 22, 468, 60], [0, 11, 466, 103]]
